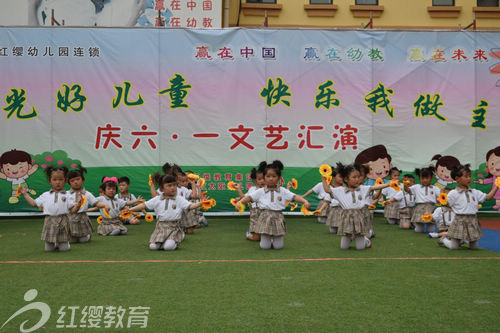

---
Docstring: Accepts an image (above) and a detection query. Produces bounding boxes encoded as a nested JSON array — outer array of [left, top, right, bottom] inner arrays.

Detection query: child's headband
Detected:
[[103, 177, 118, 183]]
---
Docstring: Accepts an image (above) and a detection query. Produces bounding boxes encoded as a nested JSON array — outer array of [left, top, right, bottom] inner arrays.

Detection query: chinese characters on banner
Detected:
[[154, 0, 221, 28]]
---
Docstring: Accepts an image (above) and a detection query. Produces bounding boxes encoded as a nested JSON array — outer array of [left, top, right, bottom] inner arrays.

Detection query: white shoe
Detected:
[[428, 232, 439, 238], [364, 236, 372, 249]]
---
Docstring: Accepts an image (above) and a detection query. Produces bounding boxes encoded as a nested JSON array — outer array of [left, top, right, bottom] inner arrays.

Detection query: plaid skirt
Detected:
[[447, 214, 482, 242], [363, 206, 374, 231], [411, 203, 436, 223], [181, 209, 199, 228], [41, 215, 70, 243], [69, 212, 93, 237], [256, 209, 286, 236], [399, 207, 414, 224], [384, 201, 400, 219], [97, 217, 127, 235], [249, 207, 262, 233], [337, 209, 368, 236], [150, 220, 184, 244], [326, 206, 342, 228], [318, 200, 329, 218]]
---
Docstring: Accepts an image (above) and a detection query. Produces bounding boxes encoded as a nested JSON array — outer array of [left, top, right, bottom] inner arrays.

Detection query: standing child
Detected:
[[128, 175, 204, 251], [409, 167, 440, 233], [21, 166, 76, 252], [67, 167, 108, 243], [96, 178, 143, 236], [116, 176, 144, 225], [235, 160, 310, 250], [322, 163, 392, 250], [442, 164, 499, 250], [381, 167, 402, 225]]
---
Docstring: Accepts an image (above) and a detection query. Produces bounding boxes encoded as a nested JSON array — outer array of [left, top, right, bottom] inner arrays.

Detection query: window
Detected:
[[477, 0, 499, 6], [355, 0, 378, 4], [246, 0, 277, 3], [310, 0, 333, 3], [432, 0, 455, 5]]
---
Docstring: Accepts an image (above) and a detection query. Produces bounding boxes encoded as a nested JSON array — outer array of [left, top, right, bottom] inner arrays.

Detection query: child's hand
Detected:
[[286, 181, 293, 190], [312, 209, 322, 216], [103, 204, 110, 211], [20, 185, 28, 195], [303, 201, 310, 210], [234, 201, 241, 211], [76, 193, 83, 206]]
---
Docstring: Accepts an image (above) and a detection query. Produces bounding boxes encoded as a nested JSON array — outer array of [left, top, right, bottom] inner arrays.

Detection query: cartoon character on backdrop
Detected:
[[431, 154, 460, 190], [0, 150, 39, 204], [354, 145, 392, 185], [476, 146, 500, 210]]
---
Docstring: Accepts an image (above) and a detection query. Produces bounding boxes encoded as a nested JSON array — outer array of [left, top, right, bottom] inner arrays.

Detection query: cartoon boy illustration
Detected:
[[354, 144, 393, 185], [0, 149, 38, 204], [476, 146, 500, 210]]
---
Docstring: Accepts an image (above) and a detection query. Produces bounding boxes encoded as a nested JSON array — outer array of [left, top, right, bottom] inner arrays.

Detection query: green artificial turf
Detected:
[[1, 215, 499, 332]]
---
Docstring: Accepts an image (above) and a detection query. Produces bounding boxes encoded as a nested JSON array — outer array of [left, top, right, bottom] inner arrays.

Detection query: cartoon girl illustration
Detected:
[[0, 149, 38, 204], [354, 145, 392, 185], [476, 146, 500, 210], [431, 154, 460, 190]]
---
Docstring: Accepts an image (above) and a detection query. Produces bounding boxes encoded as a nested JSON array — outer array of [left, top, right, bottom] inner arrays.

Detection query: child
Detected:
[[322, 163, 391, 250], [442, 164, 499, 250], [381, 167, 402, 225], [21, 166, 76, 252], [391, 174, 416, 229], [235, 164, 265, 241], [185, 170, 208, 227], [409, 167, 440, 233], [302, 176, 330, 224], [318, 168, 343, 234], [358, 164, 376, 239], [177, 172, 201, 234], [429, 187, 455, 240], [96, 178, 143, 236], [116, 176, 144, 225], [67, 167, 108, 243], [235, 160, 310, 250], [128, 174, 204, 251]]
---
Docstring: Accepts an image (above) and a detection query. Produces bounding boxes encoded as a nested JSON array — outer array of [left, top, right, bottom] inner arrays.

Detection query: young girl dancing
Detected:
[[96, 178, 143, 236], [67, 167, 108, 243], [409, 167, 440, 233], [128, 174, 204, 250], [21, 166, 77, 252], [302, 177, 330, 224], [322, 163, 392, 250], [381, 167, 402, 225], [235, 160, 310, 250], [442, 164, 498, 250], [318, 167, 344, 234], [177, 172, 201, 234], [390, 175, 416, 229]]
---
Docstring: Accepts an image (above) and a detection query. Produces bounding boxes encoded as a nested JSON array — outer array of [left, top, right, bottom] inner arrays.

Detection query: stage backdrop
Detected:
[[1, 27, 499, 213]]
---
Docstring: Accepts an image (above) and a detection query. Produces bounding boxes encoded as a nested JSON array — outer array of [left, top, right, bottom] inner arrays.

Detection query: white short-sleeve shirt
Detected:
[[393, 190, 416, 208], [34, 190, 71, 216], [312, 182, 328, 200], [115, 192, 136, 201], [249, 186, 295, 211], [329, 185, 372, 210], [382, 185, 401, 200], [327, 185, 340, 207], [447, 188, 486, 215], [145, 194, 191, 221], [432, 206, 455, 227], [177, 186, 192, 200], [247, 186, 260, 208], [96, 195, 127, 218], [410, 184, 440, 204], [67, 189, 98, 213]]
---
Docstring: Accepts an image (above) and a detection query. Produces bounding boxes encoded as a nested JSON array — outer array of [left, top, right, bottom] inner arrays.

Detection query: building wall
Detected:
[[228, 0, 500, 30]]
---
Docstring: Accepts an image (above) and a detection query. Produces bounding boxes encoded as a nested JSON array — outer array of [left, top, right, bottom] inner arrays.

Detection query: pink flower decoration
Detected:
[[41, 164, 47, 169], [57, 160, 63, 165], [45, 156, 53, 162], [71, 163, 77, 168], [478, 173, 484, 178], [31, 159, 35, 163]]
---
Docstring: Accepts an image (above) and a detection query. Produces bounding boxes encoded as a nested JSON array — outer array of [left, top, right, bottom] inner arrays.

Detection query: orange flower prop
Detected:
[[403, 180, 410, 186], [120, 210, 133, 219], [201, 199, 216, 211], [421, 214, 433, 222], [289, 202, 298, 211], [478, 204, 482, 209], [326, 176, 333, 184], [495, 177, 500, 188], [16, 184, 22, 197], [198, 178, 206, 188], [80, 195, 87, 209], [102, 209, 111, 218], [382, 200, 391, 207], [301, 205, 313, 216], [437, 193, 448, 206], [376, 178, 384, 185], [145, 214, 154, 222], [291, 178, 298, 190], [230, 198, 239, 206], [389, 181, 401, 191], [148, 174, 153, 186], [188, 173, 199, 180], [227, 181, 238, 191], [368, 204, 376, 210], [312, 210, 322, 215], [319, 164, 332, 177], [97, 216, 103, 224]]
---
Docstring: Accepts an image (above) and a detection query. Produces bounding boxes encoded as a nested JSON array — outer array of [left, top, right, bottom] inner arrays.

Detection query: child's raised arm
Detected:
[[321, 176, 333, 194], [369, 182, 391, 192], [20, 186, 37, 207]]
